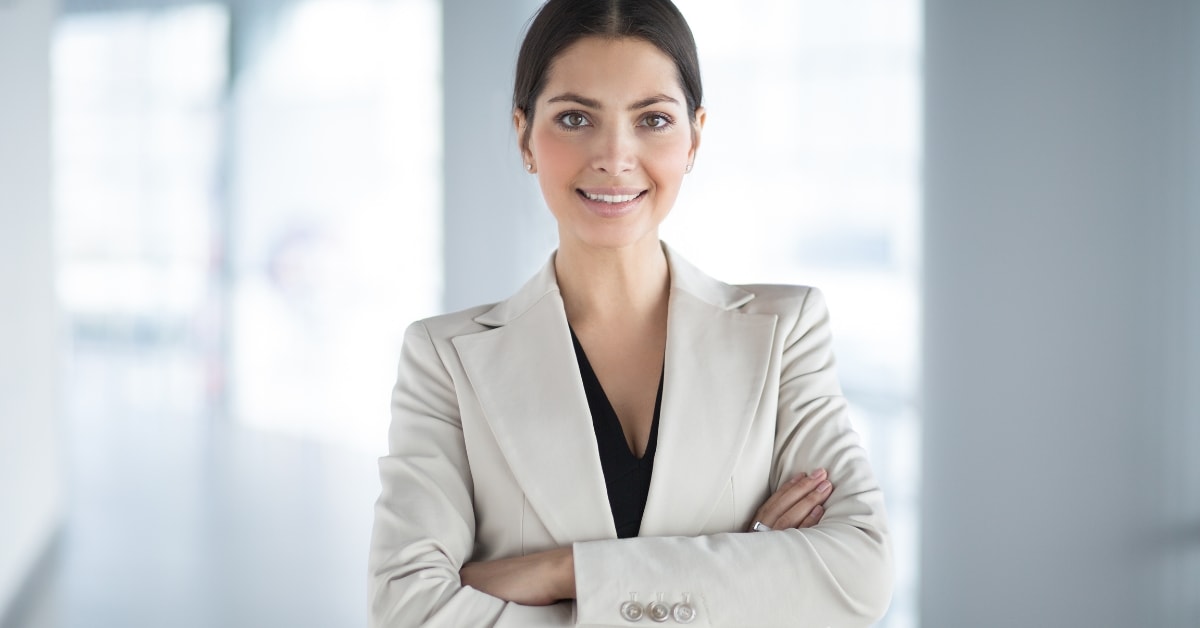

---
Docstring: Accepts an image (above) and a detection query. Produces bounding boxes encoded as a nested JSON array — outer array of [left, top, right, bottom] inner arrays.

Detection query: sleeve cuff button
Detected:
[[647, 600, 671, 622], [672, 602, 696, 624], [620, 599, 644, 622]]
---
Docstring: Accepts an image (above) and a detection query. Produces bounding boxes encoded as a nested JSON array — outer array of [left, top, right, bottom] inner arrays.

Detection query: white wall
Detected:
[[922, 1, 1200, 626], [0, 0, 63, 619], [441, 0, 556, 311]]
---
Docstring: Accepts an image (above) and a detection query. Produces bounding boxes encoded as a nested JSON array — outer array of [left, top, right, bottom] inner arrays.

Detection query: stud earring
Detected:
[[685, 163, 693, 173], [525, 163, 533, 172]]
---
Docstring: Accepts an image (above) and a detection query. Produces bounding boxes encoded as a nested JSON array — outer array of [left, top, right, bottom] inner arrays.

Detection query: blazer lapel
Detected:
[[639, 248, 779, 537], [451, 256, 617, 546], [451, 244, 778, 544]]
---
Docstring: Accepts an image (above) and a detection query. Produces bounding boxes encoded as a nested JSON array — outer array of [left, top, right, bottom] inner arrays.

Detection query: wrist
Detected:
[[553, 546, 576, 600]]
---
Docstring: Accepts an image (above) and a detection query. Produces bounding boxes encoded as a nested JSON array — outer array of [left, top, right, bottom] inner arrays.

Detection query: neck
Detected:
[[554, 236, 670, 326]]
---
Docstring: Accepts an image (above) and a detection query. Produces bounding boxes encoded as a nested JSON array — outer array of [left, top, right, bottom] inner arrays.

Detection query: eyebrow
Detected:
[[546, 92, 680, 110]]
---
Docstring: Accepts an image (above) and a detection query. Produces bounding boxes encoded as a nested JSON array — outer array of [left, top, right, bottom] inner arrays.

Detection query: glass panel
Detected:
[[54, 4, 228, 420], [228, 0, 442, 453]]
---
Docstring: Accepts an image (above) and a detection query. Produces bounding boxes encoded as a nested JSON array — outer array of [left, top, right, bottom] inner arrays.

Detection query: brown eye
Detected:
[[558, 112, 589, 128], [641, 114, 671, 129]]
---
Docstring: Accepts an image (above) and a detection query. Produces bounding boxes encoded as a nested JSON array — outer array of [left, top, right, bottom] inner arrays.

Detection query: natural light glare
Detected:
[[229, 0, 441, 453], [53, 4, 228, 418]]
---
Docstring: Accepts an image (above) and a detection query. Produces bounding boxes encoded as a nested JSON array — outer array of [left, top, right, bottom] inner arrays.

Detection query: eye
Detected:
[[557, 112, 591, 129], [640, 113, 674, 131]]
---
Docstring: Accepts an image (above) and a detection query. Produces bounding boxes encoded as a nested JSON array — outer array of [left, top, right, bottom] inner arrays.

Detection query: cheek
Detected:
[[530, 127, 582, 177], [645, 137, 691, 182]]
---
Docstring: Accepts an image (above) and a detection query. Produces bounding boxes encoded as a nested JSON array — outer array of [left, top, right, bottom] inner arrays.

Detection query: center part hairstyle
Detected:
[[513, 0, 704, 143]]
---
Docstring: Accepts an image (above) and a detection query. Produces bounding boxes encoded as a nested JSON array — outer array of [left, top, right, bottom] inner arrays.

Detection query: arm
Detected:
[[368, 322, 572, 627], [461, 474, 832, 607], [571, 287, 893, 627]]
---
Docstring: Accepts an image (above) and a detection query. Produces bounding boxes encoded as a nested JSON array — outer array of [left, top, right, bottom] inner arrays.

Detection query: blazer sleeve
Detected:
[[572, 287, 894, 627], [368, 321, 573, 627]]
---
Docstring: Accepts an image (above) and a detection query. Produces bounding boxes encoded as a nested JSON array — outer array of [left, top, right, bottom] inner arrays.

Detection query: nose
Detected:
[[591, 124, 637, 175]]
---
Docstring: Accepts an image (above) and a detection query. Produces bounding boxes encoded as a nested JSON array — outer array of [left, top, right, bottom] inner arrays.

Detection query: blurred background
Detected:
[[0, 1, 1196, 627]]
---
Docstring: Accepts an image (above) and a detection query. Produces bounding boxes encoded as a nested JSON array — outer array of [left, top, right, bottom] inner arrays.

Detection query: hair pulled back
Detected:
[[513, 0, 703, 144]]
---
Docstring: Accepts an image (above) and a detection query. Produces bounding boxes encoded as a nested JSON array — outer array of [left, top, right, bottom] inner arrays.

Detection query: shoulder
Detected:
[[733, 283, 828, 318], [404, 303, 494, 344], [663, 243, 826, 316], [731, 283, 836, 350], [393, 304, 499, 381], [736, 283, 819, 308]]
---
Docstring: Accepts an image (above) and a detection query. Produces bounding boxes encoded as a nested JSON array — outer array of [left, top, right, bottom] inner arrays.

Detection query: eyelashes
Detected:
[[640, 113, 674, 130], [557, 111, 590, 129], [552, 111, 676, 133]]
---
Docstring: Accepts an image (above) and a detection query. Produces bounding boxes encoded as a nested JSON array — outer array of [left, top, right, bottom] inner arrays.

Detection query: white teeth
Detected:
[[584, 191, 640, 203]]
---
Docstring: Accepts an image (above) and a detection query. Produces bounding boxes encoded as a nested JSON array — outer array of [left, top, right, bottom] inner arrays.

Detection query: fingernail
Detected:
[[811, 468, 827, 480], [817, 480, 832, 493]]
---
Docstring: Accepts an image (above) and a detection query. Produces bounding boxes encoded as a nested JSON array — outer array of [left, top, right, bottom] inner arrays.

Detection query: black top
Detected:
[[569, 327, 663, 539]]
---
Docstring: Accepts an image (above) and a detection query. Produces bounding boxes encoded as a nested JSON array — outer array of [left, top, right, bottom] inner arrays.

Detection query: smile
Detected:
[[582, 191, 641, 203], [575, 188, 647, 217]]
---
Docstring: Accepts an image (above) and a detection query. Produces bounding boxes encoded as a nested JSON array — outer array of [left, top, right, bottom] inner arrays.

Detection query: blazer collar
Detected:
[[471, 241, 756, 328], [453, 242, 776, 545]]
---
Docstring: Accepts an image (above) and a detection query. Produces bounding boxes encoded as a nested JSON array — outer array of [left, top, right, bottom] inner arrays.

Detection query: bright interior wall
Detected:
[[922, 1, 1200, 626], [0, 0, 64, 619]]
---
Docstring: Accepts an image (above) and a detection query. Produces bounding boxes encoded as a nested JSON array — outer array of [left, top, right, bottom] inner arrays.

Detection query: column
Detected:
[[0, 0, 64, 619], [922, 1, 1200, 626]]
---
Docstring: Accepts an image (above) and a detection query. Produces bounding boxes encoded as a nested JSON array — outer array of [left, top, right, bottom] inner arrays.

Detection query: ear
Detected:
[[688, 106, 707, 164], [513, 107, 532, 162]]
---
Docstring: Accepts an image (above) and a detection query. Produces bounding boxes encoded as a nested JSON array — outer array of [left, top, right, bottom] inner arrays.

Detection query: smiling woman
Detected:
[[368, 1, 894, 626], [516, 37, 701, 252]]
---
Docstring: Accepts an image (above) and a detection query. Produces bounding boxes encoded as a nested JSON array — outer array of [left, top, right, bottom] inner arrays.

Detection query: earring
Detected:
[[525, 163, 533, 172], [685, 163, 693, 173]]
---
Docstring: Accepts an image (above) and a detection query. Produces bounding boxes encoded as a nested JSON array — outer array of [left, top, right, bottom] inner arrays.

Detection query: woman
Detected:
[[369, 1, 892, 626]]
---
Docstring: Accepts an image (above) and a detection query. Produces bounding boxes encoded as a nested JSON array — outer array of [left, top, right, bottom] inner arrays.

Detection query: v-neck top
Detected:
[[569, 327, 663, 539]]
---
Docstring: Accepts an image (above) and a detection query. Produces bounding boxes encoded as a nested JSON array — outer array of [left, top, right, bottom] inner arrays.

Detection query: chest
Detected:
[[572, 328, 665, 457]]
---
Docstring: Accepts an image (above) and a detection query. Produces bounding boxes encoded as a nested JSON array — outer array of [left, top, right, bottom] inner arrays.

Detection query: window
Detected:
[[54, 4, 228, 418], [227, 0, 442, 452], [56, 1, 441, 453]]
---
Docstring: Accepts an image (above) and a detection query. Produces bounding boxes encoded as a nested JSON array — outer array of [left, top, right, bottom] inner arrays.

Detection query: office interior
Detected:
[[1, 0, 1197, 627]]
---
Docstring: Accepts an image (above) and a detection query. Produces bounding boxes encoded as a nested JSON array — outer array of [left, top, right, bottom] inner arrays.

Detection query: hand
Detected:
[[460, 547, 575, 606], [750, 468, 833, 531]]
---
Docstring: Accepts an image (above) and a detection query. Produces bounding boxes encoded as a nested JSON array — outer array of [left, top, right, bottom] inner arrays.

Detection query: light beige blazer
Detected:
[[369, 243, 892, 627]]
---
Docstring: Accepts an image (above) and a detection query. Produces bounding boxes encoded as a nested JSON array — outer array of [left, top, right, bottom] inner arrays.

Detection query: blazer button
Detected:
[[672, 602, 696, 624], [647, 599, 671, 622], [620, 600, 644, 622]]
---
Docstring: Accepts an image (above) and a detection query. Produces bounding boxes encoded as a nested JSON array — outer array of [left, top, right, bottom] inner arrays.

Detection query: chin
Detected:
[[567, 223, 663, 251]]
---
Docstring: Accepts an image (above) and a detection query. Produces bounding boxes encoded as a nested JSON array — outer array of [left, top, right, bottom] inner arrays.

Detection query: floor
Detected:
[[4, 343, 381, 628]]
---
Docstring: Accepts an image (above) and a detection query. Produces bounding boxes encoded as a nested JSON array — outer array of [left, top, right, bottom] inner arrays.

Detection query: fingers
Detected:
[[751, 468, 833, 531], [752, 474, 808, 523], [756, 468, 827, 524], [778, 495, 826, 530], [797, 504, 824, 528], [764, 469, 823, 514], [774, 475, 832, 529]]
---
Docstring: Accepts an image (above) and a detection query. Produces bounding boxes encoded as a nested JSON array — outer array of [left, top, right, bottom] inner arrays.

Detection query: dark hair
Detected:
[[513, 0, 703, 148]]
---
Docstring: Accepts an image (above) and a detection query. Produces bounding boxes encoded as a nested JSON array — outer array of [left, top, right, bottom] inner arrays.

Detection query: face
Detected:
[[515, 37, 705, 251]]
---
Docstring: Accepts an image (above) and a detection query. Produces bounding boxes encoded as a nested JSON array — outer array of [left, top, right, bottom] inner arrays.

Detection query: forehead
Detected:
[[541, 37, 685, 105]]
